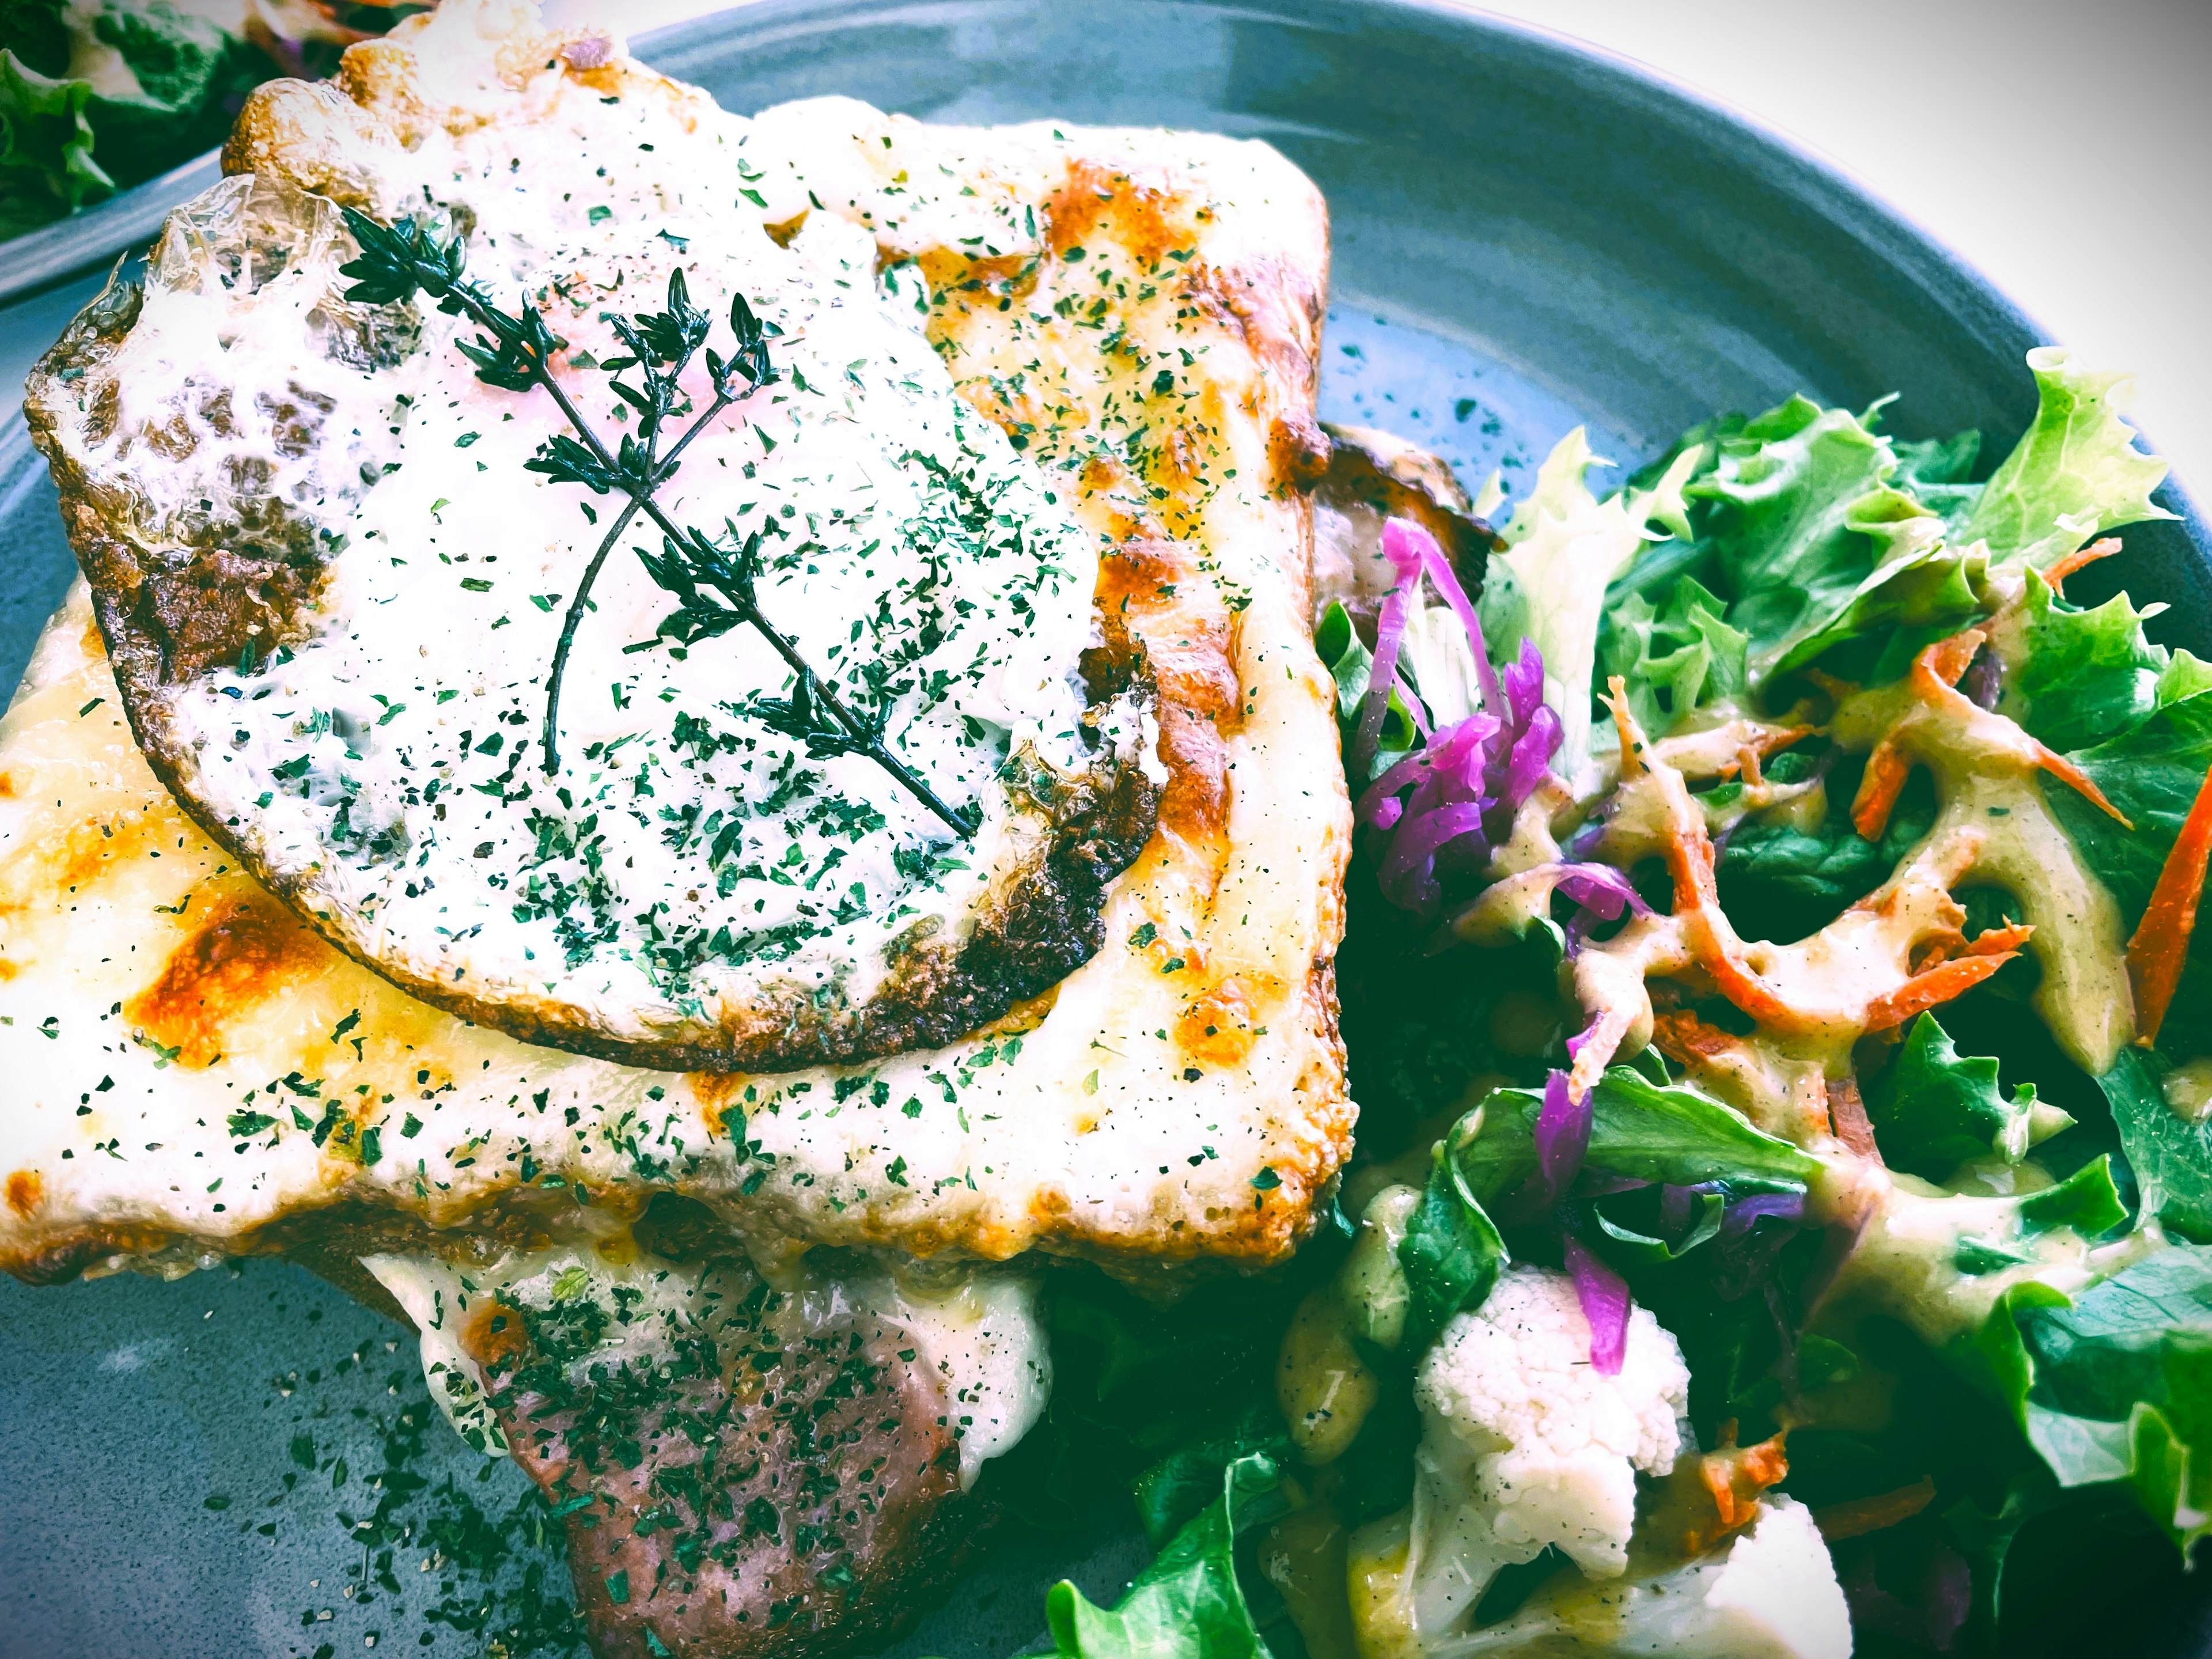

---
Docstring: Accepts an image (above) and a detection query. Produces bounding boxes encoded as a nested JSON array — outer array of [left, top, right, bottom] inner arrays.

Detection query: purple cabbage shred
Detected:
[[1562, 1232, 1633, 1376], [1351, 518, 1566, 918]]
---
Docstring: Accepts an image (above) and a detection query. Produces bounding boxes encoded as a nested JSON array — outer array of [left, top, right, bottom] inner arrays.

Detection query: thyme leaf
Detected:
[[336, 207, 975, 836]]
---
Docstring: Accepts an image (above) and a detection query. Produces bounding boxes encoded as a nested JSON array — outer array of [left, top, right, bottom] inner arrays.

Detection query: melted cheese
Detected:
[[67, 20, 1116, 1053], [0, 22, 1349, 1278]]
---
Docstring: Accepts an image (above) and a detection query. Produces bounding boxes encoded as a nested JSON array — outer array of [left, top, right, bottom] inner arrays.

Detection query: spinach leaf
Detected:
[[1397, 1139, 1506, 1353], [1043, 1451, 1291, 1659], [1313, 600, 1415, 785], [1956, 348, 2173, 570], [1592, 1188, 1725, 1267], [1863, 1012, 2051, 1181], [1714, 757, 1937, 944], [1446, 1067, 1821, 1209], [1132, 1402, 1289, 1550], [1962, 1245, 2212, 1554]]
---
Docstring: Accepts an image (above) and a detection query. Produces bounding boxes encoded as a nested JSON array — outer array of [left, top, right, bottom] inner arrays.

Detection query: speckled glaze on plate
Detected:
[[1, 4, 2206, 1656]]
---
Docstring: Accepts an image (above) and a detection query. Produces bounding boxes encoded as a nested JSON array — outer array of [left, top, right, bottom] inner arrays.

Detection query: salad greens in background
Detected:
[[1010, 349, 2212, 1659], [0, 0, 415, 242]]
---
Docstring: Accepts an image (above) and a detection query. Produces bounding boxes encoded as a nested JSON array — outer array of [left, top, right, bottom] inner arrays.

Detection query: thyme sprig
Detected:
[[336, 207, 976, 836]]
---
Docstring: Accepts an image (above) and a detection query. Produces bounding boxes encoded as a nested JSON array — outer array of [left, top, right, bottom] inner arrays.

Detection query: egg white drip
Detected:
[[105, 58, 1098, 1028], [362, 1245, 1049, 1488]]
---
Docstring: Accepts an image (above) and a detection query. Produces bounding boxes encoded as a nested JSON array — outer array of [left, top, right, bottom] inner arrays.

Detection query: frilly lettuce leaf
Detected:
[[1684, 395, 1980, 682], [0, 0, 314, 238], [0, 48, 107, 214], [1892, 426, 1984, 531], [1962, 1245, 2212, 1555], [1956, 347, 2174, 570], [1862, 1011, 2061, 1183], [1478, 428, 1699, 791], [1997, 567, 2168, 752], [1594, 571, 1745, 737]]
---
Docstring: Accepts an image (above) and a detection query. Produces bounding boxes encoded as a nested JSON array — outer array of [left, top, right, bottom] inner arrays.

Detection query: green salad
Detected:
[[0, 0, 409, 241], [986, 349, 2212, 1659]]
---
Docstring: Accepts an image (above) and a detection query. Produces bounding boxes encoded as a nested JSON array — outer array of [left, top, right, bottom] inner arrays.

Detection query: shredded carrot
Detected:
[[1863, 952, 2015, 1032], [2045, 536, 2125, 592], [1918, 628, 1986, 691], [1661, 824, 1804, 1028], [1904, 634, 2133, 828], [1968, 921, 2035, 957], [1851, 741, 1913, 840], [2035, 744, 2133, 828], [1688, 1426, 1791, 1551], [2127, 755, 2212, 1046], [1814, 1477, 1938, 1542]]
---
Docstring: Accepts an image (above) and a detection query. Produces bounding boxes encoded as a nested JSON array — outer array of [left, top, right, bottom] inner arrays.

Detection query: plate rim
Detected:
[[5, 0, 2200, 541]]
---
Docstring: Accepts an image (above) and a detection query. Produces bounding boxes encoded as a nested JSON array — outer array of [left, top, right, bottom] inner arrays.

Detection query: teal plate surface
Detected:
[[1, 3, 2206, 1656]]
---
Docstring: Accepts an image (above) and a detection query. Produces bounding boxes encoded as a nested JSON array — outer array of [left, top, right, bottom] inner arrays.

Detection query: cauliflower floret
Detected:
[[1446, 1497, 1853, 1659], [1418, 1265, 1691, 1578], [1350, 1266, 1693, 1657]]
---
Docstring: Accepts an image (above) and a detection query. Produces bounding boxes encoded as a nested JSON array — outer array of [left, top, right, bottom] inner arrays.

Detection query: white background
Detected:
[[546, 0, 2212, 509]]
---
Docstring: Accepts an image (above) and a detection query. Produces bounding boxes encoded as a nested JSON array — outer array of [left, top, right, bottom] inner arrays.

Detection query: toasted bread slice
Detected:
[[2, 5, 1350, 1283]]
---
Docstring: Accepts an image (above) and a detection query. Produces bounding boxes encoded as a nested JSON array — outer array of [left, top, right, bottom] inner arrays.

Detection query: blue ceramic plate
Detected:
[[2, 4, 2206, 1656]]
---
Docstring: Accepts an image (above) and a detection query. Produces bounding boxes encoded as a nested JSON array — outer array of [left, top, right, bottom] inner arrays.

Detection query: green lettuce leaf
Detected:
[[1998, 569, 2168, 752], [1043, 1451, 1291, 1659], [1683, 395, 1976, 683], [1963, 1245, 2212, 1554], [1479, 429, 1699, 790], [2098, 1047, 2212, 1244], [1593, 573, 1746, 738], [1892, 427, 1984, 532], [1956, 347, 2173, 570], [2047, 683, 2212, 1048], [1397, 1137, 1507, 1353], [1862, 1012, 2056, 1183], [1446, 1066, 1821, 1207], [0, 48, 107, 214], [0, 1, 271, 238]]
